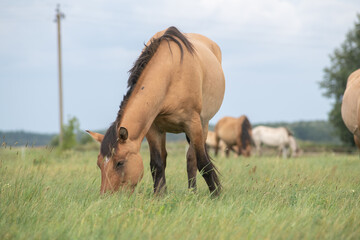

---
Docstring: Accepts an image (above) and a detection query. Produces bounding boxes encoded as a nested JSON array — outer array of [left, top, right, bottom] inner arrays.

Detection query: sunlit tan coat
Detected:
[[341, 69, 360, 148]]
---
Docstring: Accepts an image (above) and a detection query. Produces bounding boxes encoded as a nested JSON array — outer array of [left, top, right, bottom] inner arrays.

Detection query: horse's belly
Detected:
[[262, 139, 282, 147], [153, 115, 185, 134], [261, 134, 285, 147], [218, 129, 237, 146]]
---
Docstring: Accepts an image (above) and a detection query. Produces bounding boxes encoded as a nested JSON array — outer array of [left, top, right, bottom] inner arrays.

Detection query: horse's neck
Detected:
[[289, 137, 297, 150], [119, 74, 169, 145]]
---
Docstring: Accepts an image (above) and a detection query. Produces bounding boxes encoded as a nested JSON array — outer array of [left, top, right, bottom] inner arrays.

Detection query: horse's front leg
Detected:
[[214, 135, 220, 156], [254, 141, 261, 156], [146, 125, 167, 194], [283, 147, 289, 159]]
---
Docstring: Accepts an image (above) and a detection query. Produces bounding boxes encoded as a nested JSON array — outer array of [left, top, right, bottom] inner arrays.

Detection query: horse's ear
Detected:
[[86, 130, 104, 143], [119, 127, 128, 141]]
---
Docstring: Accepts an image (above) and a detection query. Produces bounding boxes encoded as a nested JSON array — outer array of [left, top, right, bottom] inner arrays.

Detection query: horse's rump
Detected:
[[341, 69, 360, 140]]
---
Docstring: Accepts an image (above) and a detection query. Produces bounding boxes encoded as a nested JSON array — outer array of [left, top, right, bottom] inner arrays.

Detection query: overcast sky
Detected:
[[0, 0, 359, 133]]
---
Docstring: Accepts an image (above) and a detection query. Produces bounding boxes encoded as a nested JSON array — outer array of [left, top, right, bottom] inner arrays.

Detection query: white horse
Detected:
[[252, 126, 300, 158]]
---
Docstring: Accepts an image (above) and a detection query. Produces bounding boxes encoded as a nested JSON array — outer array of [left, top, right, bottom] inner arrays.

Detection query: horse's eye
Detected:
[[115, 161, 124, 169]]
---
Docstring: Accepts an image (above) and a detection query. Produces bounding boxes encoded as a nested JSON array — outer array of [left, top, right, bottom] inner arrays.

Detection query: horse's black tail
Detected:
[[186, 134, 222, 195], [204, 144, 222, 195], [185, 134, 190, 144], [240, 116, 252, 150]]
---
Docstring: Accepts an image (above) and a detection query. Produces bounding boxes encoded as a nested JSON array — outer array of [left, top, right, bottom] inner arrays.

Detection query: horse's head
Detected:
[[242, 144, 252, 157], [87, 127, 144, 194]]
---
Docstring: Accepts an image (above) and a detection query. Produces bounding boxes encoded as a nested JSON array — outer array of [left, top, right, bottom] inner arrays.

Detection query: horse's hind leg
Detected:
[[236, 137, 243, 156], [254, 141, 261, 156], [146, 125, 167, 194], [186, 144, 197, 191], [354, 135, 360, 149], [185, 117, 221, 196], [279, 146, 288, 159]]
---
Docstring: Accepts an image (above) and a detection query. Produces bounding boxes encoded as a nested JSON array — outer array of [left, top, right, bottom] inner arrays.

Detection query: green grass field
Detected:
[[1, 142, 359, 239]]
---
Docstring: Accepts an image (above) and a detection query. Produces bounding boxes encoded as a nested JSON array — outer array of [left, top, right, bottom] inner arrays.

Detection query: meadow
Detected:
[[0, 142, 359, 240]]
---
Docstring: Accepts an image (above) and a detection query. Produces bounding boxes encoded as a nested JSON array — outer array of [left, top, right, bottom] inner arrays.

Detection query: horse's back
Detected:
[[252, 126, 289, 146], [145, 28, 225, 132], [215, 117, 240, 145], [158, 28, 225, 123], [341, 69, 360, 138]]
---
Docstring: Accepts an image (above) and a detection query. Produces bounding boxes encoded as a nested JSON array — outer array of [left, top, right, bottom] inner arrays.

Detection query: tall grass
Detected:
[[0, 143, 359, 239]]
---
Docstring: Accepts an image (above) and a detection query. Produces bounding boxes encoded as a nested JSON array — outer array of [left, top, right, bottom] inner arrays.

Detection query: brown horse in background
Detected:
[[87, 27, 225, 196], [341, 69, 360, 149], [206, 131, 238, 157], [214, 115, 252, 157]]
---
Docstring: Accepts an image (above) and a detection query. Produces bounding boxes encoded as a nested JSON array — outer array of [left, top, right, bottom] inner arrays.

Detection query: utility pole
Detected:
[[55, 4, 65, 146]]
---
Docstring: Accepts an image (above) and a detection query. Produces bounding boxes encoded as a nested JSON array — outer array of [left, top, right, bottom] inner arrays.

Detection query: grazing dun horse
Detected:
[[206, 131, 237, 157], [252, 126, 299, 158], [214, 115, 252, 157], [87, 27, 225, 195], [341, 69, 360, 149]]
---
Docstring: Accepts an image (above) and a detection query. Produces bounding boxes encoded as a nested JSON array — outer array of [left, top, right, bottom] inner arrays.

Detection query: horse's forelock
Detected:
[[100, 122, 118, 158]]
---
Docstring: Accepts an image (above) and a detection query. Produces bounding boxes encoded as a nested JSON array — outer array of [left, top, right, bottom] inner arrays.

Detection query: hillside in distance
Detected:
[[168, 120, 341, 144], [0, 120, 341, 146], [0, 131, 55, 147]]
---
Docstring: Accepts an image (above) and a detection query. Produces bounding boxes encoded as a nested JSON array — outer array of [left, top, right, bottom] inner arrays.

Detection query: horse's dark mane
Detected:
[[240, 116, 252, 150], [285, 127, 293, 136], [100, 26, 194, 157]]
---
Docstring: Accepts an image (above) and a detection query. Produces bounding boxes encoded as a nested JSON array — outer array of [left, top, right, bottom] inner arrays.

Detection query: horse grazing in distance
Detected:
[[214, 115, 252, 157], [341, 69, 360, 149], [288, 135, 301, 157], [206, 131, 238, 157], [252, 126, 299, 158], [87, 27, 225, 196]]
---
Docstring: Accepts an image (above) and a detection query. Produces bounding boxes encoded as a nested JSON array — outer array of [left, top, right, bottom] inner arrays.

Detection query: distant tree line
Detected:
[[0, 131, 55, 147], [253, 120, 341, 144], [0, 120, 341, 147], [168, 120, 341, 144]]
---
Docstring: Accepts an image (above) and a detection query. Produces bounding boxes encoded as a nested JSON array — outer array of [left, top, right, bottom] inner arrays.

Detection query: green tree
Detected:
[[50, 116, 80, 150], [62, 117, 79, 150], [320, 14, 360, 146]]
